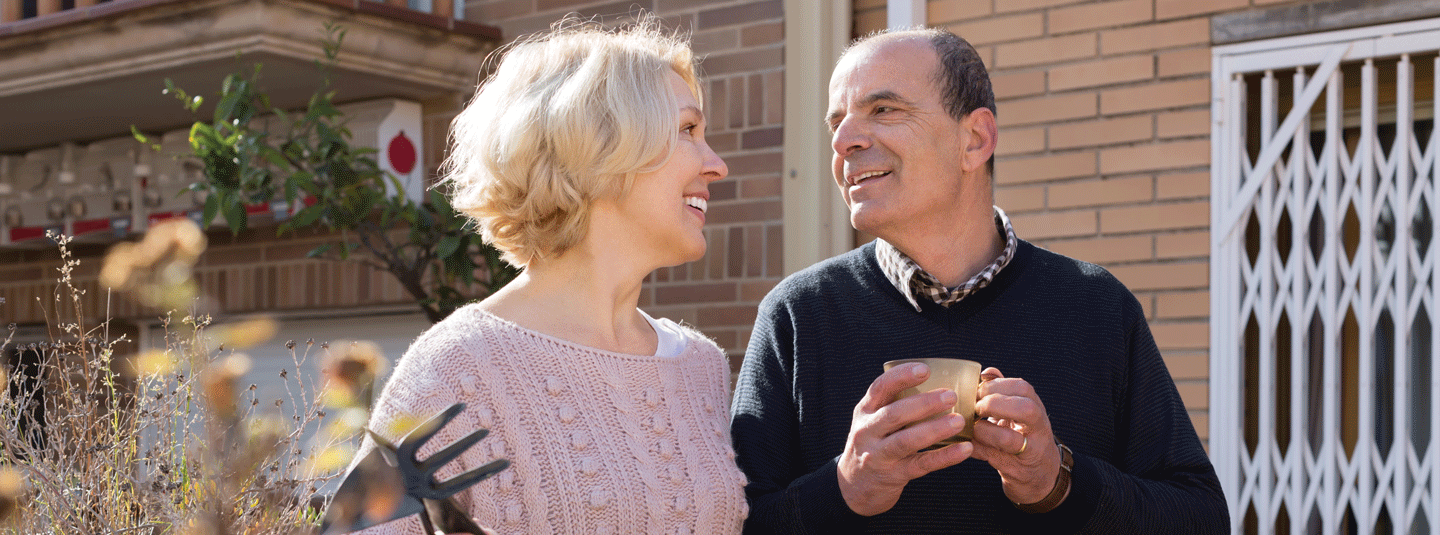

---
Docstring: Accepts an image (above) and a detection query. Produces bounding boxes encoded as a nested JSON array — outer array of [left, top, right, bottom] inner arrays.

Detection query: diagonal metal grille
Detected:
[[1213, 18, 1440, 535]]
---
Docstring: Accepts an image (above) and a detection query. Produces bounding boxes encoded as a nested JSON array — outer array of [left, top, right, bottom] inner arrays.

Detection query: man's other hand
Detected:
[[972, 367, 1067, 507]]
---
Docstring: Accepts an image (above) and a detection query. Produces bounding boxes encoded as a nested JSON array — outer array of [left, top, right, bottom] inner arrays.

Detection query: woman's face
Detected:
[[611, 71, 728, 266]]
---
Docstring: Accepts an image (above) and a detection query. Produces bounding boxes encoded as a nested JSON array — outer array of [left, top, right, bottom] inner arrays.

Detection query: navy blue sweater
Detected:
[[730, 240, 1228, 534]]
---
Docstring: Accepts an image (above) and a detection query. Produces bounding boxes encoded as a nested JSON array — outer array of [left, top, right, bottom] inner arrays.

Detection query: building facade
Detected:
[[5, 0, 1440, 532]]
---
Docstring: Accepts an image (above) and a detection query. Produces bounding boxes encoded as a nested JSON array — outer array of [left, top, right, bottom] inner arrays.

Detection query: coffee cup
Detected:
[[882, 357, 983, 448]]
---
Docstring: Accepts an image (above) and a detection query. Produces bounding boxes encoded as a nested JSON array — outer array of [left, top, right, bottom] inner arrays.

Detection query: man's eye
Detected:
[[875, 106, 893, 113]]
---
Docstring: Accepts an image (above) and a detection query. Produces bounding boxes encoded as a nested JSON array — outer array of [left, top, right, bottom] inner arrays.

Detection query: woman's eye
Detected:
[[682, 124, 698, 135]]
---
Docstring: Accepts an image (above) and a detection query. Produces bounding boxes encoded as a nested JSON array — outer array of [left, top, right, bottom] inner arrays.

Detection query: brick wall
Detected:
[[462, 0, 786, 366], [0, 227, 422, 326]]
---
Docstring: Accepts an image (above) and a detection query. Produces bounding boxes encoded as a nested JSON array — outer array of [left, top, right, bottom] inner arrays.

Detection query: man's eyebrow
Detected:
[[858, 90, 912, 108], [825, 90, 915, 126]]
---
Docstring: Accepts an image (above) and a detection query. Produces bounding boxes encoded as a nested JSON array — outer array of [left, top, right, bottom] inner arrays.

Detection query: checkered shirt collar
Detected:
[[875, 206, 1018, 312]]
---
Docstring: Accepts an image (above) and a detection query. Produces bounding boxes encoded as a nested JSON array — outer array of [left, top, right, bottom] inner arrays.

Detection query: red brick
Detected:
[[995, 151, 1097, 185], [723, 151, 782, 176], [655, 282, 737, 305], [1101, 201, 1209, 233], [698, 0, 782, 30], [764, 70, 784, 125], [1050, 114, 1153, 150], [745, 225, 764, 277], [748, 74, 764, 127], [1164, 351, 1209, 380], [1046, 234, 1153, 264], [1152, 320, 1208, 350], [1100, 78, 1209, 115], [995, 0, 1088, 13], [740, 175, 781, 198], [996, 185, 1046, 212], [1048, 0, 1153, 34], [927, 0, 993, 25], [698, 304, 759, 327], [1101, 18, 1209, 55], [1156, 0, 1247, 20], [1157, 290, 1209, 319], [996, 126, 1046, 157], [707, 199, 781, 225], [1175, 381, 1209, 409], [995, 33, 1096, 69], [856, 7, 885, 35], [991, 70, 1046, 99], [1159, 47, 1211, 78], [1049, 54, 1154, 91], [1109, 262, 1207, 291], [691, 28, 739, 55], [943, 13, 1044, 46], [741, 21, 783, 47], [998, 92, 1097, 126], [1158, 109, 1209, 139], [727, 226, 744, 277], [1157, 172, 1209, 200], [740, 279, 780, 301], [1048, 175, 1153, 209], [703, 47, 782, 75], [766, 224, 783, 277], [1100, 139, 1209, 174], [742, 126, 783, 150], [1156, 230, 1209, 259], [1010, 209, 1097, 239]]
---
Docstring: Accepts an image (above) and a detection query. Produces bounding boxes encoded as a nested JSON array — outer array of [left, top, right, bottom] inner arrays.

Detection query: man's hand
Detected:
[[971, 367, 1067, 507], [837, 362, 974, 516]]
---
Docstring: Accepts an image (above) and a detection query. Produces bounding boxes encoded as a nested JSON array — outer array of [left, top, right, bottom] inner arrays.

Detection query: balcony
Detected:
[[0, 0, 501, 154]]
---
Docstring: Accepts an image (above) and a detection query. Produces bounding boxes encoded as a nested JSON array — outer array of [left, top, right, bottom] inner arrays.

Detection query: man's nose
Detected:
[[831, 116, 871, 157]]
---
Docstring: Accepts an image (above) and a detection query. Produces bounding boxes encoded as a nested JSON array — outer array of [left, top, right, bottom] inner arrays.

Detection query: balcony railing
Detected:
[[0, 0, 468, 30]]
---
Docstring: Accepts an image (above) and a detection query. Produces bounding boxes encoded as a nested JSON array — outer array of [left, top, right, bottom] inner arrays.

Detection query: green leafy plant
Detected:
[[137, 22, 516, 324]]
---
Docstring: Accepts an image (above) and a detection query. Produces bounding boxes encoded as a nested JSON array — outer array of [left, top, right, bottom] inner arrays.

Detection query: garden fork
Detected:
[[321, 403, 509, 534]]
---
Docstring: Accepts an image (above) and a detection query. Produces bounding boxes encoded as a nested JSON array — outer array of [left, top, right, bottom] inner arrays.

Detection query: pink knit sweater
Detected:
[[351, 305, 748, 535]]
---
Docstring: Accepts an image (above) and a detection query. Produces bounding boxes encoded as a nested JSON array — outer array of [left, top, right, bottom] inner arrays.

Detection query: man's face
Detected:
[[826, 38, 980, 239]]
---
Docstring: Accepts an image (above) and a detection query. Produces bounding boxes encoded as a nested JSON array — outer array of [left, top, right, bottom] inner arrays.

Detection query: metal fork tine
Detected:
[[433, 458, 511, 496], [366, 429, 397, 451], [417, 427, 490, 473], [397, 403, 466, 460]]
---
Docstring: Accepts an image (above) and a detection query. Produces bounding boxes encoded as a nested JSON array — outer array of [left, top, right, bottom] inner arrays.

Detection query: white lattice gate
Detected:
[[1212, 18, 1440, 535]]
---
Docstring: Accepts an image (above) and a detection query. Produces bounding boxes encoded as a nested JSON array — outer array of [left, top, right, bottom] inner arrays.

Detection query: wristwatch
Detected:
[[1014, 441, 1073, 514]]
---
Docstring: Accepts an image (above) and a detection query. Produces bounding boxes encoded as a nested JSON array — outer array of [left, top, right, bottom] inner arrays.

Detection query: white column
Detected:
[[887, 0, 925, 30]]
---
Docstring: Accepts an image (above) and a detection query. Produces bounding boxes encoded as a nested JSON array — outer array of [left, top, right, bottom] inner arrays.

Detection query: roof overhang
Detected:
[[0, 0, 501, 153]]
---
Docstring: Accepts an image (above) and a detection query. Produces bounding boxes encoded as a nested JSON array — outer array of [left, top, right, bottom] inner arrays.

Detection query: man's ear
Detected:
[[961, 108, 998, 173]]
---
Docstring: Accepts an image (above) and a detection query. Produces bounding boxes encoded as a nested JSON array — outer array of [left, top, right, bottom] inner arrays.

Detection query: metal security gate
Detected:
[[1212, 18, 1440, 535]]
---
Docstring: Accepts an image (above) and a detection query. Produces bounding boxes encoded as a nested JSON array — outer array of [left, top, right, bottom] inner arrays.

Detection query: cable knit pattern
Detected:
[[351, 304, 748, 535]]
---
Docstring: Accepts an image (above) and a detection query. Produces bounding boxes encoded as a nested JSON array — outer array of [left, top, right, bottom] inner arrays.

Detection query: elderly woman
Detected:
[[352, 17, 746, 535]]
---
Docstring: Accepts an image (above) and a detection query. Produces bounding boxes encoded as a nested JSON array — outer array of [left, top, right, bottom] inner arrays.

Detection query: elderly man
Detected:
[[729, 28, 1228, 534]]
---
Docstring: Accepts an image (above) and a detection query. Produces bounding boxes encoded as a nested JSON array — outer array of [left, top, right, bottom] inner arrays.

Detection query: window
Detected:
[[1212, 18, 1440, 534]]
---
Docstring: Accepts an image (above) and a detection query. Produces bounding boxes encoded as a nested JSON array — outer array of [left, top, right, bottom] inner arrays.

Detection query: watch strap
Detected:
[[1014, 441, 1073, 514]]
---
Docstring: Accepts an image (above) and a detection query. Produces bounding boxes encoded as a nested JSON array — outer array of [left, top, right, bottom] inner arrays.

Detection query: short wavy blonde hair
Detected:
[[442, 16, 701, 267]]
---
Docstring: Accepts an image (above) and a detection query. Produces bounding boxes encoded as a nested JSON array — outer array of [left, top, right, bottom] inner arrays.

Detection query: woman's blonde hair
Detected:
[[442, 15, 701, 267]]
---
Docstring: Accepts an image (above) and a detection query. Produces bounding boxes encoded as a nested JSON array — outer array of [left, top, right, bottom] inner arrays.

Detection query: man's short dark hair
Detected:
[[848, 28, 997, 175]]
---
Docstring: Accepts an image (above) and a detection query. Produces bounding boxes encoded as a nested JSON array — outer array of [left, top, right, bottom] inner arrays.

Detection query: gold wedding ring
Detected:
[[1017, 436, 1028, 455]]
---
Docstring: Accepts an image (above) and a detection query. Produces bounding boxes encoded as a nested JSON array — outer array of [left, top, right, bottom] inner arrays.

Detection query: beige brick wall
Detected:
[[462, 0, 786, 365]]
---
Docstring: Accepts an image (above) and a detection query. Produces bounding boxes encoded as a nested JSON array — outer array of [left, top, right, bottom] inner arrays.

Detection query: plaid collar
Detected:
[[875, 206, 1018, 312]]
